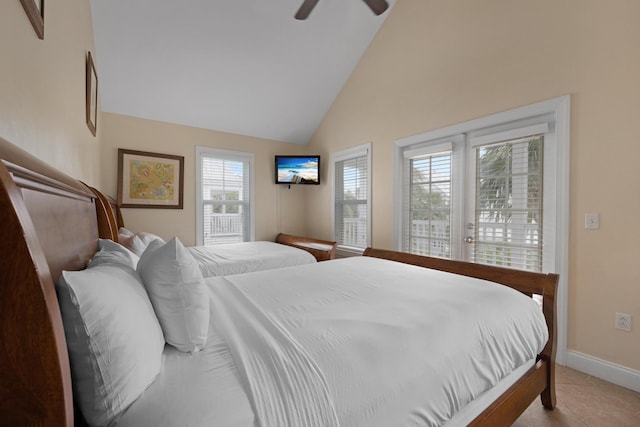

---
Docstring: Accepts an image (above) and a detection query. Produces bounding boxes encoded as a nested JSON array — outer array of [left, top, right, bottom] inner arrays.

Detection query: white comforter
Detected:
[[187, 241, 317, 277], [116, 257, 548, 427]]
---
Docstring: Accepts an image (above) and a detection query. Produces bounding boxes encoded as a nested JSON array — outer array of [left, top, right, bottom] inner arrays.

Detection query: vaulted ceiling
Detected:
[[90, 0, 395, 144]]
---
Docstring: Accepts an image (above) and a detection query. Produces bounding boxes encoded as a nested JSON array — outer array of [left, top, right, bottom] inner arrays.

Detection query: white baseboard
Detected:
[[565, 350, 640, 393]]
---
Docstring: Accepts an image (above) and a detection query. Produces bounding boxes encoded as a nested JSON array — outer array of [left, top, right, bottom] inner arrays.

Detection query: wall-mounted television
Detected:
[[275, 155, 320, 185]]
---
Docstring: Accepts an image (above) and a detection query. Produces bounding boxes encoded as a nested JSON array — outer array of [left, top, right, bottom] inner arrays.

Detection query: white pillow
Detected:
[[117, 226, 134, 245], [119, 229, 165, 257], [137, 237, 209, 353], [57, 264, 165, 427], [118, 226, 134, 238], [88, 238, 139, 269]]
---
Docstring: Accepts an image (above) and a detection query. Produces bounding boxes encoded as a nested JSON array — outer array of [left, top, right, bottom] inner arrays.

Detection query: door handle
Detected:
[[464, 236, 474, 244]]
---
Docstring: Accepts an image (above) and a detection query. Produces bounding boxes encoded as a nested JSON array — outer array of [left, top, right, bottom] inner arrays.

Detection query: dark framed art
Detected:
[[86, 52, 98, 136], [20, 0, 44, 39], [117, 149, 185, 209]]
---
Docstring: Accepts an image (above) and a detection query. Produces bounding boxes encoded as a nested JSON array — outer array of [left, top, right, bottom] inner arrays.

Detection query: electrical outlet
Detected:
[[615, 312, 631, 332]]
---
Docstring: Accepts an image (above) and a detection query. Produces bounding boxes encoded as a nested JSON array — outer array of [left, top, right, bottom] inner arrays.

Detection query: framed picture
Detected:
[[20, 0, 44, 39], [85, 52, 98, 136], [117, 149, 185, 209]]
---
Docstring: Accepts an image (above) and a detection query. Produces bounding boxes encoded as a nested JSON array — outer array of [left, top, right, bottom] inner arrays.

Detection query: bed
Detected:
[[0, 136, 558, 426], [90, 186, 336, 274]]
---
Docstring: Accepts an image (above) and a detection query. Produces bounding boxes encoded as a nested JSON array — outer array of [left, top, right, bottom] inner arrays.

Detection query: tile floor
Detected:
[[512, 365, 640, 426]]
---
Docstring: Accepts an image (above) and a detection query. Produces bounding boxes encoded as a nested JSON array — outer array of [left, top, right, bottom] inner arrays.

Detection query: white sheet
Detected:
[[115, 256, 548, 427], [187, 241, 317, 277], [113, 332, 254, 427]]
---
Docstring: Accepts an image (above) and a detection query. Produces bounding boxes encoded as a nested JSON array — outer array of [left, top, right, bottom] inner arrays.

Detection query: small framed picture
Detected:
[[86, 52, 98, 136], [20, 0, 44, 39], [117, 149, 185, 209]]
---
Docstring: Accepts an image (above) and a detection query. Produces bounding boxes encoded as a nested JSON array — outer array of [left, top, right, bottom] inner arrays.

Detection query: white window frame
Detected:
[[401, 136, 464, 259], [393, 95, 570, 365], [195, 146, 255, 246], [331, 142, 372, 255]]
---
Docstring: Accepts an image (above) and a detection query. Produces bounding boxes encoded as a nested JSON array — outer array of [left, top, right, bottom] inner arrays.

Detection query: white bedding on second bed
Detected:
[[187, 241, 317, 277], [115, 257, 548, 427]]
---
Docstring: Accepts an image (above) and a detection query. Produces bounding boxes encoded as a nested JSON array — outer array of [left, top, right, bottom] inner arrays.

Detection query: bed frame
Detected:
[[0, 137, 557, 426], [88, 186, 338, 262], [275, 233, 336, 261]]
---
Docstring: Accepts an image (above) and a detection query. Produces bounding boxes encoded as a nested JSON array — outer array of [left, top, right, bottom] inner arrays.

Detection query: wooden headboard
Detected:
[[89, 186, 124, 241], [0, 137, 99, 426], [89, 186, 119, 241]]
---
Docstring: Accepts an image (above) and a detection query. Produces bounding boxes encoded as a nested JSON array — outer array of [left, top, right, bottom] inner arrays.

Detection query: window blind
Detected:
[[403, 147, 453, 258], [334, 149, 369, 249], [473, 134, 544, 271], [200, 154, 251, 245]]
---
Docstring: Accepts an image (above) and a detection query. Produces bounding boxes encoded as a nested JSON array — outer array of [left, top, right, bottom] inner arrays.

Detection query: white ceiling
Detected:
[[90, 0, 395, 144]]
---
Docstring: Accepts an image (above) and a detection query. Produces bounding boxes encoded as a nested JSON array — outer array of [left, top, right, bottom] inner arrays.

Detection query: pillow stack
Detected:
[[137, 237, 210, 353], [118, 227, 165, 256], [57, 236, 210, 426], [56, 240, 165, 427], [88, 238, 139, 269]]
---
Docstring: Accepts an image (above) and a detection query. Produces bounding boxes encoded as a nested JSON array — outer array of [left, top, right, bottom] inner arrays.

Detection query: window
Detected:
[[472, 134, 544, 271], [196, 147, 254, 245], [398, 121, 552, 273], [332, 143, 371, 252], [401, 139, 458, 258], [395, 100, 567, 275]]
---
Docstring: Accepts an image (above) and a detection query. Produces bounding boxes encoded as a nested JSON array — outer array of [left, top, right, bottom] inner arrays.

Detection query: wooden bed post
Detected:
[[87, 185, 119, 242], [540, 280, 558, 409]]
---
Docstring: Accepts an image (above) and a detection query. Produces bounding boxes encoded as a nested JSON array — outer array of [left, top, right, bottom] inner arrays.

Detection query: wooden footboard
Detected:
[[275, 233, 337, 261], [363, 247, 558, 425]]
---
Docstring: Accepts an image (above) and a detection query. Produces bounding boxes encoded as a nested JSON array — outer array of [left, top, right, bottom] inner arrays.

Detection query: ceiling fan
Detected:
[[295, 0, 389, 20]]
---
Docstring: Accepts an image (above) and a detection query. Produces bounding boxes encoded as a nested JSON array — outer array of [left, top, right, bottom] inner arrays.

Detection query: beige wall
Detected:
[[100, 113, 309, 246], [307, 0, 640, 371], [0, 0, 101, 184]]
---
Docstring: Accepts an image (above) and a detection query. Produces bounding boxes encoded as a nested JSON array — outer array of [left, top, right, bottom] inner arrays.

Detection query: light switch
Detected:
[[584, 213, 600, 230]]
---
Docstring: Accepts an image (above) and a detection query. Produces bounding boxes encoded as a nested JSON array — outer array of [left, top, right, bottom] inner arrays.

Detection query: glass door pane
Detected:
[[408, 152, 452, 258], [468, 135, 544, 271]]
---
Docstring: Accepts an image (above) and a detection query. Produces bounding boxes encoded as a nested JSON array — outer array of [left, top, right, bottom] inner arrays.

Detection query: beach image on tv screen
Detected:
[[277, 157, 319, 184]]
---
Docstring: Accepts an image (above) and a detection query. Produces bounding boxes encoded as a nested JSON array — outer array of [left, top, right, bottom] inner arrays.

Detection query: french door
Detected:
[[464, 131, 546, 271], [401, 118, 556, 273]]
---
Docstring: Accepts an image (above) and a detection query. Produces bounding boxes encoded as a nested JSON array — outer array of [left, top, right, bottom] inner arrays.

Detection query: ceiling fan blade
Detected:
[[363, 0, 389, 15], [295, 0, 320, 20]]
